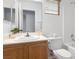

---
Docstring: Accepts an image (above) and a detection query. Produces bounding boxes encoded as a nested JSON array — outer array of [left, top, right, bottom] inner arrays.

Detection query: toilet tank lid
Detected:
[[55, 49, 72, 57]]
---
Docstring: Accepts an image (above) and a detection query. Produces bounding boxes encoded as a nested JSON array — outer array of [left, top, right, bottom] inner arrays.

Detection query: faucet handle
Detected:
[[70, 34, 75, 41], [71, 34, 74, 38]]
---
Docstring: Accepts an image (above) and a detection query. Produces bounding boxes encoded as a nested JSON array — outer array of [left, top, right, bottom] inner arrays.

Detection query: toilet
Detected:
[[48, 37, 72, 59], [54, 49, 72, 59]]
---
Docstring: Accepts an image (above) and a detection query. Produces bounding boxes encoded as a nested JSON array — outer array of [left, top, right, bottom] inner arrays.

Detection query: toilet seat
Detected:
[[54, 49, 72, 57]]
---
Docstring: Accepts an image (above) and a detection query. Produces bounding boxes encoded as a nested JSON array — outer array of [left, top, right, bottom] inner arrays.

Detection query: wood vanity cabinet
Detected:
[[3, 44, 25, 59], [28, 41, 48, 59], [3, 40, 48, 59]]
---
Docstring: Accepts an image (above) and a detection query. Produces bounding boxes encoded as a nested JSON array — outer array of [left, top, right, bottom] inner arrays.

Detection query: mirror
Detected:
[[21, 0, 42, 32], [3, 0, 16, 34], [3, 0, 61, 34], [44, 0, 61, 15], [3, 0, 42, 34]]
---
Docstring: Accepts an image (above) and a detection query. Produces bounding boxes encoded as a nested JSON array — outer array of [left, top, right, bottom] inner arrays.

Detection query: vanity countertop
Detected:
[[3, 32, 62, 45], [3, 32, 48, 45]]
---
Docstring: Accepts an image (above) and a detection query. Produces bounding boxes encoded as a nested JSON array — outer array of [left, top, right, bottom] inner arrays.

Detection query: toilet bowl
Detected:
[[54, 49, 72, 59]]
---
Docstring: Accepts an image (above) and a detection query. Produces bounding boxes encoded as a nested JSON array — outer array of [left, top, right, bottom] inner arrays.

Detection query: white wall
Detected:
[[42, 0, 75, 42], [42, 0, 63, 36], [3, 0, 42, 34], [3, 20, 12, 34], [42, 14, 63, 35], [63, 0, 75, 43]]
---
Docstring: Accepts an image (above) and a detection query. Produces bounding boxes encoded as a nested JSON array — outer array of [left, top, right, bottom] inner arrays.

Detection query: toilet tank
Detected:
[[49, 38, 63, 50]]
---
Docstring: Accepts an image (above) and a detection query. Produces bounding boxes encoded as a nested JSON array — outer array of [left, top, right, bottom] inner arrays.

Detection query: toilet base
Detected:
[[53, 49, 72, 59], [48, 55, 59, 59]]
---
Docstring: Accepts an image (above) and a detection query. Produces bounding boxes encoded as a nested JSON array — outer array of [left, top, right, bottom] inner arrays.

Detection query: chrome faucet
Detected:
[[26, 32, 30, 37]]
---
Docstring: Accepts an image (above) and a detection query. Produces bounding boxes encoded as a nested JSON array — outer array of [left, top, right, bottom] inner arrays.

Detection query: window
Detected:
[[4, 8, 15, 23], [44, 0, 61, 15]]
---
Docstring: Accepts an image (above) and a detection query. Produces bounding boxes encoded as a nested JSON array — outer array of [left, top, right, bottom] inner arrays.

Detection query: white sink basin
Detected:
[[27, 35, 39, 39], [15, 35, 40, 40]]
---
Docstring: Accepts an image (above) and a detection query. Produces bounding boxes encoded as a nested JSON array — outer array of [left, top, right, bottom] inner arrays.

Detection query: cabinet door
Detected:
[[24, 46, 29, 59], [3, 45, 24, 59], [29, 41, 48, 59]]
